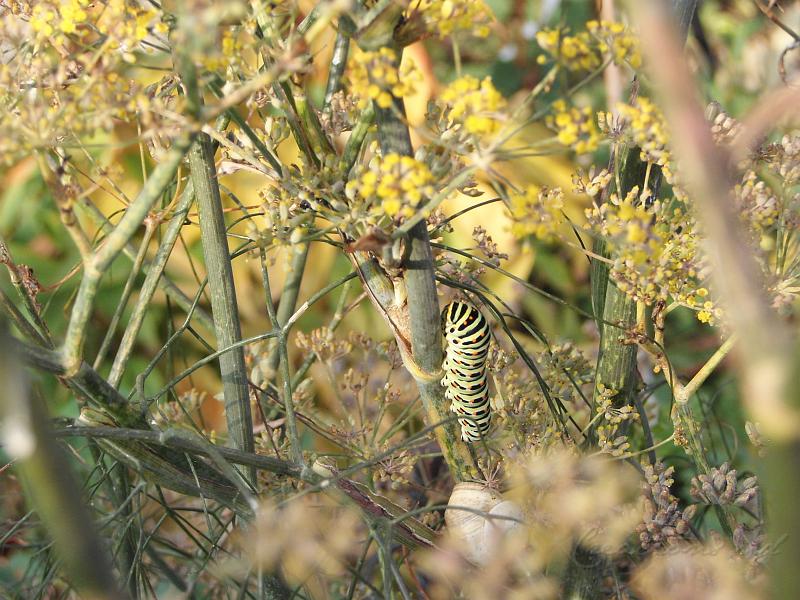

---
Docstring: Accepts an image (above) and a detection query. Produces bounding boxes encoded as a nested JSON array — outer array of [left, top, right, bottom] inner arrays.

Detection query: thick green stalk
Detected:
[[574, 4, 697, 598], [188, 133, 255, 482], [372, 47, 477, 483], [79, 408, 254, 517], [0, 325, 125, 600], [14, 336, 146, 428], [104, 113, 231, 384], [590, 149, 655, 436], [590, 1, 695, 431]]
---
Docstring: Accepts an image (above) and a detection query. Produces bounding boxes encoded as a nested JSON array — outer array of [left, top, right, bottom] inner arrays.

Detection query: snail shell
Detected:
[[445, 482, 523, 564]]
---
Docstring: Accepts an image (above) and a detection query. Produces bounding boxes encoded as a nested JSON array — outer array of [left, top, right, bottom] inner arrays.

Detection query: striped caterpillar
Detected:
[[441, 301, 492, 443]]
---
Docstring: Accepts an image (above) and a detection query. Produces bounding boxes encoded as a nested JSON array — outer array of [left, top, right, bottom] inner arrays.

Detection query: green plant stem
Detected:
[[75, 197, 214, 332], [571, 3, 698, 598], [93, 220, 155, 371], [0, 235, 53, 344], [589, 146, 653, 444], [15, 336, 257, 517], [188, 133, 255, 482], [674, 335, 738, 404], [107, 464, 140, 598], [673, 402, 735, 537], [107, 183, 196, 388], [57, 425, 302, 478], [13, 336, 146, 427], [263, 242, 309, 382], [208, 78, 282, 174], [324, 27, 351, 111], [258, 247, 303, 465], [0, 325, 126, 600], [295, 89, 335, 157], [79, 407, 255, 517], [339, 102, 375, 177], [274, 81, 319, 166], [61, 134, 194, 376], [371, 45, 477, 483], [106, 112, 231, 387], [0, 287, 51, 347]]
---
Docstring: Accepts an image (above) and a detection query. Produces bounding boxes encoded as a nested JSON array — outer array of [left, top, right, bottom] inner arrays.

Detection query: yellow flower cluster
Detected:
[[572, 167, 613, 198], [28, 0, 163, 51], [587, 20, 642, 69], [585, 190, 718, 322], [536, 21, 641, 71], [509, 185, 565, 242], [30, 1, 86, 37], [347, 48, 422, 110], [202, 28, 247, 72], [587, 186, 664, 266], [615, 97, 693, 200], [345, 153, 435, 220], [0, 47, 136, 163], [735, 171, 779, 233], [407, 0, 493, 38], [439, 75, 507, 137], [536, 28, 600, 71], [617, 97, 671, 169], [547, 100, 602, 155]]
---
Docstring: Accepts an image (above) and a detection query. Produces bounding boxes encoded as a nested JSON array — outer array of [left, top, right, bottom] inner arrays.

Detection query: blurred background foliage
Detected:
[[2, 0, 790, 455], [0, 0, 798, 597]]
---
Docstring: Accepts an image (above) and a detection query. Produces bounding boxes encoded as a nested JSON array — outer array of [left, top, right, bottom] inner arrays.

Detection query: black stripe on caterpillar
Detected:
[[441, 301, 491, 443]]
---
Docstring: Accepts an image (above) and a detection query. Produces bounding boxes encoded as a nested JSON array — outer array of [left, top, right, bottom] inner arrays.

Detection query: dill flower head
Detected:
[[585, 187, 719, 322], [617, 97, 671, 168], [405, 0, 493, 39], [735, 171, 779, 233], [508, 185, 565, 242], [536, 27, 601, 71], [769, 133, 800, 185], [547, 100, 602, 155], [637, 463, 696, 551], [347, 47, 422, 110], [572, 167, 613, 197], [587, 20, 642, 69], [536, 21, 641, 71], [345, 153, 436, 223], [25, 0, 166, 50], [438, 75, 507, 137]]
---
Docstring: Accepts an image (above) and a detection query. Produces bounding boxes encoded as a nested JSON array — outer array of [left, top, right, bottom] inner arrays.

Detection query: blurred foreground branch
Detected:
[[0, 324, 126, 599], [636, 3, 800, 597]]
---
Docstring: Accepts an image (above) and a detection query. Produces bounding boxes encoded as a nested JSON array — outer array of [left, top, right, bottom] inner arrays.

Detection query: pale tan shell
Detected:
[[445, 482, 521, 564]]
